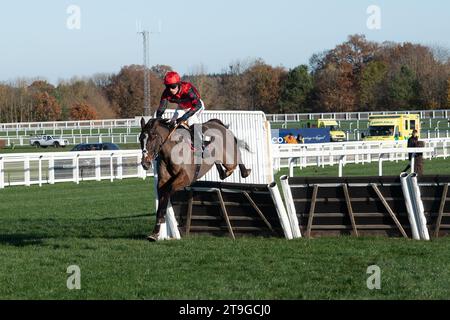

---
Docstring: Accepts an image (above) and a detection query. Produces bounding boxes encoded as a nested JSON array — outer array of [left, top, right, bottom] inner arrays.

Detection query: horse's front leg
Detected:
[[147, 190, 170, 241], [147, 171, 191, 242]]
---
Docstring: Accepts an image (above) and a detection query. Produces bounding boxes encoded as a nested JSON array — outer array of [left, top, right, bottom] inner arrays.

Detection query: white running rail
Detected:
[[0, 150, 152, 189]]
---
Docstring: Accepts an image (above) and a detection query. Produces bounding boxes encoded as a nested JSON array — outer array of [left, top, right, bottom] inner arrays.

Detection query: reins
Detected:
[[145, 120, 185, 159]]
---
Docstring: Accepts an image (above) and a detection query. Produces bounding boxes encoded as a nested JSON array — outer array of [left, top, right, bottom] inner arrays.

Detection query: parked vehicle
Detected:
[[30, 135, 69, 148], [302, 119, 346, 142], [70, 143, 120, 151], [362, 114, 420, 141]]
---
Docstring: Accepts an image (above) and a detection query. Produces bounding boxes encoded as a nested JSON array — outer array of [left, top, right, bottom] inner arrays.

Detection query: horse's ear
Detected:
[[140, 117, 146, 129]]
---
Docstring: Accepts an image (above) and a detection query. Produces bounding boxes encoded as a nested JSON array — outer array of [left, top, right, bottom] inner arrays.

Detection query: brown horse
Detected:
[[139, 117, 252, 241]]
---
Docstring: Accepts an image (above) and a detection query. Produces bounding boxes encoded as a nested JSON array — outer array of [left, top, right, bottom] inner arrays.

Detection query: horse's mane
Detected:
[[144, 118, 172, 131], [156, 118, 172, 126], [144, 117, 229, 131]]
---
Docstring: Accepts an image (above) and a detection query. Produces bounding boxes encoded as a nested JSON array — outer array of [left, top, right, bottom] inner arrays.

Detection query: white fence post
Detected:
[[0, 157, 4, 189], [378, 155, 383, 177], [95, 154, 101, 181], [24, 156, 30, 186], [288, 158, 294, 177], [74, 155, 80, 184], [49, 156, 55, 184], [38, 155, 43, 187], [110, 153, 114, 182], [117, 154, 123, 180]]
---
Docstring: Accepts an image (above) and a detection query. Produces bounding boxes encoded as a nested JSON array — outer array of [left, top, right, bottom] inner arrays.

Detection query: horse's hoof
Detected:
[[241, 169, 251, 178], [147, 234, 159, 242]]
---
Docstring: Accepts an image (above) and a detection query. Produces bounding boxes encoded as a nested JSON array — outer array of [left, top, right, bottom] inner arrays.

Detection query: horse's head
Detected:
[[139, 117, 171, 170]]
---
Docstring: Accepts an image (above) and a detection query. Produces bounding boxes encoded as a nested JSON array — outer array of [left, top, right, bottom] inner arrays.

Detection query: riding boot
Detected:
[[193, 124, 203, 162]]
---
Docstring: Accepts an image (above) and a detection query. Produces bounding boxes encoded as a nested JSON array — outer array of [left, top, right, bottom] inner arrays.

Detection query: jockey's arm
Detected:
[[176, 87, 202, 123], [156, 97, 169, 118]]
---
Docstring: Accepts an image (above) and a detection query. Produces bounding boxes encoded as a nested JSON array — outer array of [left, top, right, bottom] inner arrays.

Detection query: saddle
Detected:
[[176, 122, 210, 181], [175, 121, 213, 151]]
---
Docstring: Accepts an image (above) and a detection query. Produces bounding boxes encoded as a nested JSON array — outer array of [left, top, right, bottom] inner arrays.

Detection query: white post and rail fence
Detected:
[[0, 150, 153, 189]]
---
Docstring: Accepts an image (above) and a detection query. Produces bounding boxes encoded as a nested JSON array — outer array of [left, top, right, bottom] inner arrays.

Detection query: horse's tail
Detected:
[[235, 137, 252, 153]]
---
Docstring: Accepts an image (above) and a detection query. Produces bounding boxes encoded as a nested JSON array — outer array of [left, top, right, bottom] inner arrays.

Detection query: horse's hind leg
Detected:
[[239, 163, 251, 178], [235, 147, 251, 178], [216, 163, 237, 180], [215, 162, 229, 180]]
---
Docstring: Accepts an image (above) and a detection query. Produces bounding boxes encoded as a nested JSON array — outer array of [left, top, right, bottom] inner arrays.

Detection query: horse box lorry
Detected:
[[362, 114, 420, 141]]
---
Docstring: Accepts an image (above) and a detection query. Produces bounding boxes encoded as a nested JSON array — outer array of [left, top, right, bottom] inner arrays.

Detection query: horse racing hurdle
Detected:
[[280, 175, 450, 239], [158, 175, 450, 240], [167, 181, 294, 239]]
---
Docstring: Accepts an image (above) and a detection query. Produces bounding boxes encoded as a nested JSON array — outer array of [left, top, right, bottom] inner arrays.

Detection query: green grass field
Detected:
[[1, 160, 450, 299]]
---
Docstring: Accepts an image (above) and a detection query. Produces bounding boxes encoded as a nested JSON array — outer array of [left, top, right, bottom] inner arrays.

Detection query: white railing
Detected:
[[0, 126, 138, 137], [3, 127, 450, 147], [0, 134, 140, 147], [272, 139, 445, 177], [0, 150, 153, 189], [267, 109, 450, 122], [0, 119, 136, 131], [1, 108, 449, 132]]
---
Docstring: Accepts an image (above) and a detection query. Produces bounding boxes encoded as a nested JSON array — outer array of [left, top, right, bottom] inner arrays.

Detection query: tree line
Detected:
[[1, 34, 449, 123]]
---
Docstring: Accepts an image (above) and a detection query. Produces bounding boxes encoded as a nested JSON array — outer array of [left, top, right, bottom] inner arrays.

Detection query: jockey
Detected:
[[156, 71, 207, 158]]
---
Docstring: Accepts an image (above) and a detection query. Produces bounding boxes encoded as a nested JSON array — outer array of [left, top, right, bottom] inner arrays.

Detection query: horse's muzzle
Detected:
[[141, 155, 153, 170], [141, 161, 151, 171]]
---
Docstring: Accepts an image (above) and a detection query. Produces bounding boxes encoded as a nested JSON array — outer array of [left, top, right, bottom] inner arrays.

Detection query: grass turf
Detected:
[[0, 160, 450, 299]]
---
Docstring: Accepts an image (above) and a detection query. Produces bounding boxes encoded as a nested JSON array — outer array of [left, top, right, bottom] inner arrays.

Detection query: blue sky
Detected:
[[0, 0, 449, 84]]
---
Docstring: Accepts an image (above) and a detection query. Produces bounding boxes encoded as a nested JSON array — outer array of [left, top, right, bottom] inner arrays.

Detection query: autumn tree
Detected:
[[184, 64, 222, 109], [447, 77, 450, 107], [105, 65, 165, 117], [57, 79, 116, 119], [91, 73, 113, 89], [69, 102, 97, 120], [243, 59, 287, 113], [216, 59, 255, 110], [380, 42, 448, 109], [151, 65, 173, 80], [32, 92, 62, 121], [105, 65, 146, 117], [28, 80, 56, 96], [312, 64, 355, 112], [311, 35, 378, 112]]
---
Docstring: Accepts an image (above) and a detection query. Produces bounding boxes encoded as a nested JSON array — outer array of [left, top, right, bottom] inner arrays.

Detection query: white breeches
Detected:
[[170, 100, 205, 126]]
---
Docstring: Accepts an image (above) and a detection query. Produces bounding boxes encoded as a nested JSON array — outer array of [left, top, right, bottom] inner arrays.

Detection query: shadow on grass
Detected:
[[99, 213, 152, 221], [0, 214, 156, 245], [0, 234, 45, 247]]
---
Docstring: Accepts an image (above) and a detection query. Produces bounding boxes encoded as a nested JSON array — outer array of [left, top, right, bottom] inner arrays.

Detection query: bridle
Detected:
[[141, 130, 162, 161], [141, 122, 181, 160]]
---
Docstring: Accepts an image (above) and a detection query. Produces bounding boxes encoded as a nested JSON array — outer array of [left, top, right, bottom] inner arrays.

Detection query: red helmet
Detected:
[[164, 71, 181, 85]]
